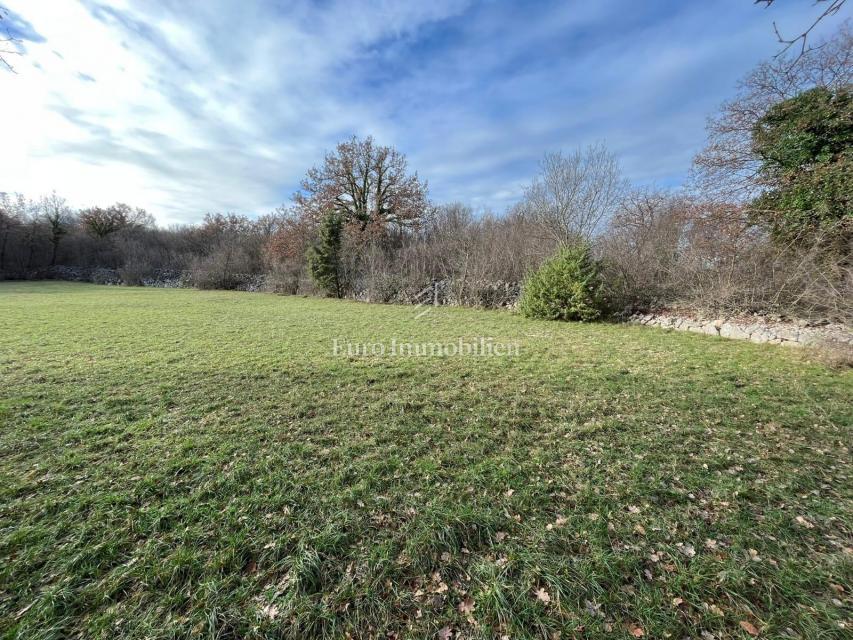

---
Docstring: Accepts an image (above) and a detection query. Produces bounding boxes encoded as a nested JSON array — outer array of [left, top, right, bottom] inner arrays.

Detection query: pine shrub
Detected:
[[519, 245, 606, 321]]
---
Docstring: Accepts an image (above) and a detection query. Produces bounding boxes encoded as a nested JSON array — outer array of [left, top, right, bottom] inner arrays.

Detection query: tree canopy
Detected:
[[294, 136, 429, 232]]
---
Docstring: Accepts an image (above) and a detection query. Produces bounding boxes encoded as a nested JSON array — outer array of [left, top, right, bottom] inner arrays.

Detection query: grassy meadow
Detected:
[[0, 282, 850, 639]]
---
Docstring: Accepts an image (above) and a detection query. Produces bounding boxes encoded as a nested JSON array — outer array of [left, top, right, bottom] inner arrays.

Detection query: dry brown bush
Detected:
[[600, 193, 852, 323]]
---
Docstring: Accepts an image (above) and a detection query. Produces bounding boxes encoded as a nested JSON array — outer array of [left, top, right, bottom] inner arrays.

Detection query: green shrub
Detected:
[[519, 245, 606, 321]]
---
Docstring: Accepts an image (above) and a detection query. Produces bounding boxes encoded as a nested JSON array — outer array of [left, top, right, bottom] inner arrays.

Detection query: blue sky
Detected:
[[0, 0, 847, 224]]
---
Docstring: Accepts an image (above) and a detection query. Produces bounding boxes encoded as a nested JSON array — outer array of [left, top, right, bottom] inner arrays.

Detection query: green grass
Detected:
[[0, 282, 850, 639]]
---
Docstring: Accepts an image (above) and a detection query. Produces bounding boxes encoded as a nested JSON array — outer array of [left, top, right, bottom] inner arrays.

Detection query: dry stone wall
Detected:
[[629, 312, 853, 348]]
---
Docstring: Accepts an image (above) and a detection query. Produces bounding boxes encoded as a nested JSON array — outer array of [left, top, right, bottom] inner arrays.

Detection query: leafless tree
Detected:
[[0, 193, 24, 270], [79, 203, 153, 239], [599, 189, 693, 309], [756, 0, 848, 65], [692, 23, 852, 201], [0, 6, 21, 73], [294, 136, 429, 232], [517, 143, 625, 246], [39, 192, 73, 266]]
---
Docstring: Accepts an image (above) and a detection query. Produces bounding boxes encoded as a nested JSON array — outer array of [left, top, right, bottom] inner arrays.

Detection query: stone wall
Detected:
[[4, 266, 267, 292], [628, 312, 853, 348]]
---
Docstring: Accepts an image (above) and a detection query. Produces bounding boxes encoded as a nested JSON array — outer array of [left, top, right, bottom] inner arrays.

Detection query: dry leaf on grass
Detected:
[[259, 603, 279, 620], [535, 587, 551, 603], [739, 620, 760, 636]]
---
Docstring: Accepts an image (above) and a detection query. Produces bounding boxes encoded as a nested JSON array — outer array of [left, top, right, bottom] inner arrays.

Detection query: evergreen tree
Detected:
[[519, 245, 607, 322], [307, 212, 345, 298]]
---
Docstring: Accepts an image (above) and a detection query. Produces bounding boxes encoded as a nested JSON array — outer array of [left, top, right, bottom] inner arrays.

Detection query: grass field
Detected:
[[0, 282, 850, 639]]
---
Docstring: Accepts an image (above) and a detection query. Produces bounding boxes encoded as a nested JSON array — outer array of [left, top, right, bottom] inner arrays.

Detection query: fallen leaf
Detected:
[[259, 603, 279, 620], [438, 626, 453, 640], [795, 516, 814, 529], [672, 597, 684, 606], [535, 587, 551, 604], [584, 599, 603, 617], [628, 624, 645, 637], [458, 595, 475, 615], [504, 489, 514, 498], [739, 620, 759, 636], [633, 524, 646, 535], [679, 543, 696, 558], [628, 505, 641, 514], [495, 531, 507, 542]]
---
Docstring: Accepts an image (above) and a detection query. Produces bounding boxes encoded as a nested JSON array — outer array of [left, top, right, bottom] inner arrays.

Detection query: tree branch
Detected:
[[0, 5, 22, 73], [756, 0, 848, 68]]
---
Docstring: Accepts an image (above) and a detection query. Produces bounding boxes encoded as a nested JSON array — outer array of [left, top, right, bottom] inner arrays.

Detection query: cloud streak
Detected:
[[0, 0, 845, 224]]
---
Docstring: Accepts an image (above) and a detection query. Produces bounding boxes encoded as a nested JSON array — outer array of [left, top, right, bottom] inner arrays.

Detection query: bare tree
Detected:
[[517, 143, 625, 246], [599, 189, 692, 309], [0, 193, 23, 270], [80, 203, 153, 239], [692, 23, 852, 201], [294, 136, 429, 232], [39, 192, 73, 266], [756, 0, 848, 65], [0, 6, 21, 73]]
